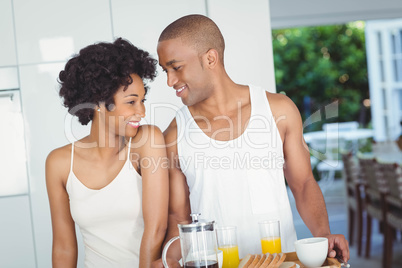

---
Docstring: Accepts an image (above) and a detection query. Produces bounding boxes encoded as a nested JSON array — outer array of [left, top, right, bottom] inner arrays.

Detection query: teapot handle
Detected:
[[162, 236, 180, 268]]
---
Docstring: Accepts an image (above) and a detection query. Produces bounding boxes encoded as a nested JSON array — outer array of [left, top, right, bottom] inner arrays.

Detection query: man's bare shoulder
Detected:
[[265, 91, 300, 117]]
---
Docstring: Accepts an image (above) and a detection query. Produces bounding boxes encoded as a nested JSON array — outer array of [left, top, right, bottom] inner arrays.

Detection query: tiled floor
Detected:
[[287, 179, 402, 268]]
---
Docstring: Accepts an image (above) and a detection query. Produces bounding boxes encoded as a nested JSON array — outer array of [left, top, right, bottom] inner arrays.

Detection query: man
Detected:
[[154, 14, 349, 267]]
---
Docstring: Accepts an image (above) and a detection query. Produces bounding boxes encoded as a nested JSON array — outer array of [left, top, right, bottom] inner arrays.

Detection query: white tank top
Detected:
[[176, 85, 297, 257], [66, 139, 143, 267]]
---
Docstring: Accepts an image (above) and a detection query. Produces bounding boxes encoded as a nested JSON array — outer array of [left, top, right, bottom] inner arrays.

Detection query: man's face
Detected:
[[157, 38, 212, 106]]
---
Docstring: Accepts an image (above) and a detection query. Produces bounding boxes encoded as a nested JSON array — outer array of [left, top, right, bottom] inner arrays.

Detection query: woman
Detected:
[[46, 38, 168, 267]]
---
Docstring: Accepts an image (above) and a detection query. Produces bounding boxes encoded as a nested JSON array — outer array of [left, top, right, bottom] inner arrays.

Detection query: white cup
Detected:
[[294, 237, 328, 267]]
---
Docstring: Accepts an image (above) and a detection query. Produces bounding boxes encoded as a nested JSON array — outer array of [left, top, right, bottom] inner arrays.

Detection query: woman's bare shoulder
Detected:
[[47, 144, 71, 161], [131, 124, 164, 144], [46, 144, 72, 181], [129, 124, 166, 156]]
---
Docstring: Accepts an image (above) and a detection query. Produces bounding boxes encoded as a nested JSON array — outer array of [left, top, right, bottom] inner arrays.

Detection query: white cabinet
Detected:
[[0, 195, 36, 268], [0, 90, 28, 196]]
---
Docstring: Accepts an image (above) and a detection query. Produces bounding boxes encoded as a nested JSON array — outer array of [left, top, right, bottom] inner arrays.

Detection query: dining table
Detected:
[[285, 252, 342, 267], [365, 151, 402, 164], [303, 128, 374, 155], [303, 128, 374, 144]]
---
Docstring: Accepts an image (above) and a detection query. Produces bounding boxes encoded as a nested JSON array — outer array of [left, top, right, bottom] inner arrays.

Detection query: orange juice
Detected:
[[218, 245, 239, 268], [261, 237, 281, 254]]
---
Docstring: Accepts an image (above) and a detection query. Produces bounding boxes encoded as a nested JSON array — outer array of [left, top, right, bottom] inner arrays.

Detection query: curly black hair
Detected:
[[58, 37, 157, 125]]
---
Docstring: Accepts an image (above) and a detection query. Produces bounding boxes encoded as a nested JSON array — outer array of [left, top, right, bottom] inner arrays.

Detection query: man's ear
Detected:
[[205, 48, 219, 69]]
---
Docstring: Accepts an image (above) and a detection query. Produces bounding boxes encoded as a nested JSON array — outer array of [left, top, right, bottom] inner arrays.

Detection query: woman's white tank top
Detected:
[[66, 140, 143, 267], [175, 85, 297, 257]]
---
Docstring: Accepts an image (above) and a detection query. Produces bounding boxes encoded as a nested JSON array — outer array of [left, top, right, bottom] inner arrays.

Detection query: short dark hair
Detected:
[[159, 14, 225, 64], [58, 37, 157, 125]]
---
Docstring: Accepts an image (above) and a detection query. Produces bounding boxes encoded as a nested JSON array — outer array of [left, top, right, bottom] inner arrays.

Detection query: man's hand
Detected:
[[151, 257, 181, 268], [325, 234, 350, 263]]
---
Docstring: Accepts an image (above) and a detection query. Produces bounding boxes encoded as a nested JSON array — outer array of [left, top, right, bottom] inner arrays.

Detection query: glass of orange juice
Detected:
[[216, 226, 239, 268], [259, 220, 281, 254]]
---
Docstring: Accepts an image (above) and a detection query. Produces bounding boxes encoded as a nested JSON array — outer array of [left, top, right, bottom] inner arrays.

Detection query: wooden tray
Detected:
[[285, 252, 341, 268]]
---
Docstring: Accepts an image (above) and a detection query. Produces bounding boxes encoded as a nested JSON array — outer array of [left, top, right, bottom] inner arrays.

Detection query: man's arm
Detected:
[[280, 99, 331, 237], [270, 93, 349, 262], [152, 119, 192, 268]]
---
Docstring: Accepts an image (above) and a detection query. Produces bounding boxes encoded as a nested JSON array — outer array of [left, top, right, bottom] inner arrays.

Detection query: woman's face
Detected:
[[103, 73, 146, 138]]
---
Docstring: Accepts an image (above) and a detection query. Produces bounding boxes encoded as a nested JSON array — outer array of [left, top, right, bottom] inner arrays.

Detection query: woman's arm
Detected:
[[46, 148, 78, 268], [136, 125, 169, 268]]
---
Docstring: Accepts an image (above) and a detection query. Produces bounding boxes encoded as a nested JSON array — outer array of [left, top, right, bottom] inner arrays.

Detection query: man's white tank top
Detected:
[[66, 140, 143, 267], [176, 85, 297, 257]]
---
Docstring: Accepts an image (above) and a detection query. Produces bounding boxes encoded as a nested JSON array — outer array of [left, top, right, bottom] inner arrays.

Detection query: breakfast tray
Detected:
[[285, 252, 341, 268]]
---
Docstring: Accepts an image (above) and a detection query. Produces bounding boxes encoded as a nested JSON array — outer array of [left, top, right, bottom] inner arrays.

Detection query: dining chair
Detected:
[[341, 151, 364, 256], [357, 153, 388, 259], [379, 162, 402, 268]]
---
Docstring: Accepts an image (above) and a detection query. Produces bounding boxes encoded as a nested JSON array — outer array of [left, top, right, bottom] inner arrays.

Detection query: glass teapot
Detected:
[[162, 213, 219, 268]]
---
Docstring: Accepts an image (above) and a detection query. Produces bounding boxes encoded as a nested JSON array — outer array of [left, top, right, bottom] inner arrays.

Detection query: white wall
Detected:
[[0, 0, 275, 267], [0, 0, 18, 89], [111, 0, 208, 131], [270, 0, 402, 29], [208, 0, 276, 92], [0, 0, 17, 67]]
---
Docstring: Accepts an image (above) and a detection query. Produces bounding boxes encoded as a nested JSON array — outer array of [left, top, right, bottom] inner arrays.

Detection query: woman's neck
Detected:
[[76, 119, 128, 158]]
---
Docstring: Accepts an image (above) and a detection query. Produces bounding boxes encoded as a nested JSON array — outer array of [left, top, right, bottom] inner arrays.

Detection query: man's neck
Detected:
[[190, 81, 249, 116]]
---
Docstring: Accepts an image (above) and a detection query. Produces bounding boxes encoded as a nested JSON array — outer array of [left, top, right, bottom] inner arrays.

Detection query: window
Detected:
[[366, 18, 402, 141]]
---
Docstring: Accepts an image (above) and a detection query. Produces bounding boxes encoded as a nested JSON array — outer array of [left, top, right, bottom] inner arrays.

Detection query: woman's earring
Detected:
[[97, 108, 100, 112]]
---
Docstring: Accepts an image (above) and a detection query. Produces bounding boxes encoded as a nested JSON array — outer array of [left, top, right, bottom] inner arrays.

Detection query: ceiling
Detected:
[[269, 0, 402, 29]]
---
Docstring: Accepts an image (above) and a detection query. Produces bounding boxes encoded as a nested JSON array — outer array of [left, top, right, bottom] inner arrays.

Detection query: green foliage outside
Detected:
[[272, 22, 370, 132]]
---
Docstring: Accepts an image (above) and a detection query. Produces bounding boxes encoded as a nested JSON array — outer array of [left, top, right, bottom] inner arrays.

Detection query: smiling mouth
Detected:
[[175, 85, 186, 96], [127, 121, 140, 128]]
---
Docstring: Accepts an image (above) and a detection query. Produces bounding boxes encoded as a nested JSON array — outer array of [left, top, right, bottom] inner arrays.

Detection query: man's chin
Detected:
[[181, 98, 191, 106]]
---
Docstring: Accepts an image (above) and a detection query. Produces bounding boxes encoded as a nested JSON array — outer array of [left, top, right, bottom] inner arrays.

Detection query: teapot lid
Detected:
[[178, 213, 215, 233]]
